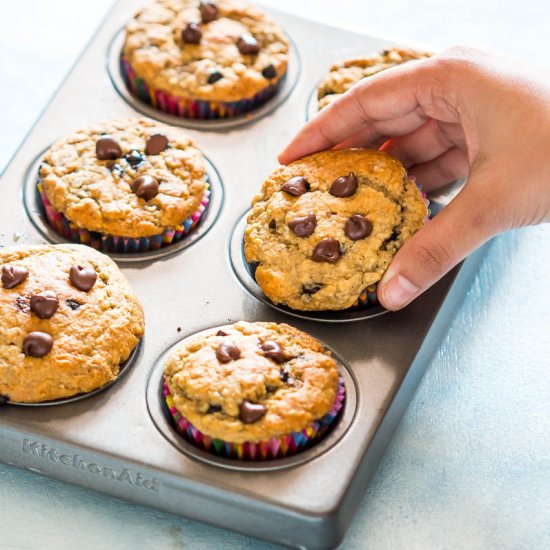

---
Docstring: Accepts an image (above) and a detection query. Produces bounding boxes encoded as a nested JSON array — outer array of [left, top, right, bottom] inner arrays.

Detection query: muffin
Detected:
[[0, 244, 144, 403], [38, 117, 210, 253], [122, 0, 289, 119], [317, 48, 432, 110], [164, 321, 345, 460], [244, 149, 429, 311]]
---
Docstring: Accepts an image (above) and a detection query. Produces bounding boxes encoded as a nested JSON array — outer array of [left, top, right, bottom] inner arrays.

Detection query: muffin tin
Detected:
[[0, 2, 489, 549]]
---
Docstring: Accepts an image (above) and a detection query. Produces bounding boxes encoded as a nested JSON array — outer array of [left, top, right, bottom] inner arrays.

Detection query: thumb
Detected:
[[377, 180, 499, 310]]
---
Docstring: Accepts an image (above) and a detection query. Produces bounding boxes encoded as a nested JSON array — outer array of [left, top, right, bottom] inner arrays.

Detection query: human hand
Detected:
[[279, 46, 550, 310]]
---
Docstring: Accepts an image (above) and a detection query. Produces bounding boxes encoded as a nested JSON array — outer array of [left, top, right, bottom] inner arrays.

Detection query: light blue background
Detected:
[[1, 1, 549, 548]]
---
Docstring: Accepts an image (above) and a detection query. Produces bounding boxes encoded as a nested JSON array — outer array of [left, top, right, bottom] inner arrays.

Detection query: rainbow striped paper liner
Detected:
[[38, 182, 211, 254], [351, 179, 431, 310], [164, 376, 346, 461], [120, 55, 285, 120]]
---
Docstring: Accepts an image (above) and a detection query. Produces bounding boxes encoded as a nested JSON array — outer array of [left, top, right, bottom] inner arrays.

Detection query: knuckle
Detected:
[[434, 45, 492, 81], [415, 242, 454, 277]]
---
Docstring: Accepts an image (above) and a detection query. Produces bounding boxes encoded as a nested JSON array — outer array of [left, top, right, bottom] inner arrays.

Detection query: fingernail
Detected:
[[380, 274, 419, 310]]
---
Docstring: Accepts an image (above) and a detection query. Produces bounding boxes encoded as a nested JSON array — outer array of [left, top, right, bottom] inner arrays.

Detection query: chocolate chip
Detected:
[[302, 283, 323, 295], [207, 404, 222, 414], [281, 176, 309, 196], [312, 238, 341, 263], [96, 137, 122, 160], [216, 340, 241, 362], [200, 1, 218, 23], [288, 213, 316, 238], [108, 162, 124, 176], [268, 219, 277, 231], [131, 175, 159, 201], [30, 291, 59, 319], [2, 265, 29, 289], [239, 401, 266, 424], [330, 172, 358, 197], [207, 70, 223, 84], [261, 64, 277, 79], [69, 265, 97, 292], [15, 296, 30, 313], [280, 368, 295, 386], [260, 341, 285, 363], [216, 330, 228, 336], [0, 395, 8, 405], [237, 35, 260, 55], [23, 332, 53, 358], [345, 214, 373, 240], [181, 22, 202, 44], [124, 150, 146, 167], [145, 134, 169, 155], [66, 299, 81, 311]]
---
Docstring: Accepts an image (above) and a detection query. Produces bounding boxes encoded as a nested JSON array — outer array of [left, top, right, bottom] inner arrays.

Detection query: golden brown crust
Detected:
[[39, 118, 207, 238], [0, 245, 144, 403], [244, 149, 428, 310], [123, 0, 289, 102], [165, 321, 339, 443], [317, 48, 432, 109]]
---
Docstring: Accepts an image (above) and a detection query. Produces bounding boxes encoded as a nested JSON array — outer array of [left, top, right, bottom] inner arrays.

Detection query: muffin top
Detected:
[[245, 149, 428, 311], [317, 48, 432, 109], [39, 117, 207, 238], [0, 244, 144, 403], [123, 0, 289, 102], [165, 321, 339, 443]]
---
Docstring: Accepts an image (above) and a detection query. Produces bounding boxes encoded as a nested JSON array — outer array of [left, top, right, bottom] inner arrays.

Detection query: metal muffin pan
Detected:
[[0, 1, 490, 549]]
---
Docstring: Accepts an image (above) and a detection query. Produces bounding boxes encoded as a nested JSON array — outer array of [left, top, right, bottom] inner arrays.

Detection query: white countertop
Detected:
[[1, 1, 549, 549]]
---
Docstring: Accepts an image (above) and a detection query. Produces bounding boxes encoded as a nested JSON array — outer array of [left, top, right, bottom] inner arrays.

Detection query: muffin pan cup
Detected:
[[0, 2, 486, 549], [146, 325, 356, 472], [23, 150, 224, 263], [108, 27, 301, 131]]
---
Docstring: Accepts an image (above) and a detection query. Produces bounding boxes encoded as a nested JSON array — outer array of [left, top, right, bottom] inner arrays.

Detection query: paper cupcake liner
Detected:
[[351, 284, 379, 309], [38, 182, 211, 254], [351, 180, 430, 310], [120, 55, 285, 120], [164, 376, 346, 461]]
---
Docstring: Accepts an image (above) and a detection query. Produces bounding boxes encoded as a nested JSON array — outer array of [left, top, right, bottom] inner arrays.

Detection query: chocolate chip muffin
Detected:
[[38, 117, 210, 253], [164, 321, 345, 459], [244, 149, 429, 311], [0, 244, 144, 403], [122, 0, 289, 119], [317, 48, 432, 110]]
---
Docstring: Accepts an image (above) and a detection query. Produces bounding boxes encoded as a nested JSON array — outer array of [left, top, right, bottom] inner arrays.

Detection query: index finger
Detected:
[[279, 57, 439, 164]]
